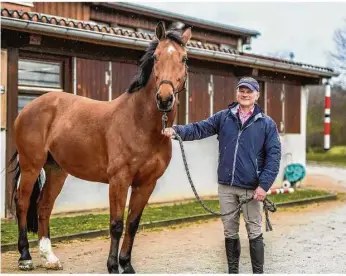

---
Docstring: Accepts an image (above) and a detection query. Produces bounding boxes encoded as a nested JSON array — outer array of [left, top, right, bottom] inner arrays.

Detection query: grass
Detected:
[[1, 189, 331, 245], [307, 146, 346, 167]]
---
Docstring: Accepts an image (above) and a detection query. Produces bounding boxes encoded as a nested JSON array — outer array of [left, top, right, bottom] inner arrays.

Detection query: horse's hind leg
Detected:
[[119, 179, 157, 274], [15, 159, 45, 270], [37, 161, 67, 270]]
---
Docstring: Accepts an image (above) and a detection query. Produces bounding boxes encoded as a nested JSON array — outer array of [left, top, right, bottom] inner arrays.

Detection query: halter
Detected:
[[157, 74, 187, 96], [158, 75, 187, 131]]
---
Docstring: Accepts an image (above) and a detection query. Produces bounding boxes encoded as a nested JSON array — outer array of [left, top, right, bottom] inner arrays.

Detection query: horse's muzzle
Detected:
[[156, 93, 174, 112]]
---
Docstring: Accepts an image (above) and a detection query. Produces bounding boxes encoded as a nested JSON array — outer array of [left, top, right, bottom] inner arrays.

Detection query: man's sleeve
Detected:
[[259, 120, 282, 192], [172, 110, 223, 141]]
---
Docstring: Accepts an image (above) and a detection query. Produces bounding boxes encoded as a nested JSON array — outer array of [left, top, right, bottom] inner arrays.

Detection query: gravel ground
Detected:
[[2, 165, 346, 274], [2, 199, 346, 274]]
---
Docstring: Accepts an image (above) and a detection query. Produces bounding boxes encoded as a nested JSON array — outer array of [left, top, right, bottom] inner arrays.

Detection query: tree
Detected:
[[329, 19, 346, 88]]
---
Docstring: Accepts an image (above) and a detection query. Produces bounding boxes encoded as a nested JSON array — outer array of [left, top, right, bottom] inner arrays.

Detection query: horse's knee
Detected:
[[38, 204, 51, 218], [110, 220, 123, 239]]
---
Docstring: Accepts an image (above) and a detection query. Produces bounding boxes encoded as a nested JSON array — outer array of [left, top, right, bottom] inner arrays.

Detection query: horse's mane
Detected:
[[127, 30, 185, 93]]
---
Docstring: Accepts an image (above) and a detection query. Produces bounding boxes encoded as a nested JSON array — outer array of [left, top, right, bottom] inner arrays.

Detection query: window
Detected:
[[18, 58, 63, 113], [18, 95, 37, 113], [19, 59, 62, 89]]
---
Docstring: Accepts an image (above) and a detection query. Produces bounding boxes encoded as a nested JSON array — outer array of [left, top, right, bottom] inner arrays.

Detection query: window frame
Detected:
[[18, 52, 71, 95], [18, 58, 64, 94], [17, 52, 71, 113]]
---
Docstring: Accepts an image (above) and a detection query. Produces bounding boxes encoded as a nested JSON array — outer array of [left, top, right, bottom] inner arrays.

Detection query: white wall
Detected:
[[52, 129, 307, 215], [1, 129, 307, 217], [53, 136, 220, 214], [0, 130, 6, 218]]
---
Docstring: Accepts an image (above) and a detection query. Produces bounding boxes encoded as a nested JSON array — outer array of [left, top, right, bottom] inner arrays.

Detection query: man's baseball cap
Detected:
[[237, 77, 260, 92]]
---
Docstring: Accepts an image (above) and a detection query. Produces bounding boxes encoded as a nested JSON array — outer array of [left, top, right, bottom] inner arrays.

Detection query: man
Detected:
[[162, 77, 281, 274]]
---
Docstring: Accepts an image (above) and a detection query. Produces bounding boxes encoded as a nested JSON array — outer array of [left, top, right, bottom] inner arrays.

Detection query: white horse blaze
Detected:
[[39, 237, 61, 268], [167, 45, 176, 54]]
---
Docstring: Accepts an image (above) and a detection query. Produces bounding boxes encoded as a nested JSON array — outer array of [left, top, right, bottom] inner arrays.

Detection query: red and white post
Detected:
[[324, 82, 331, 150]]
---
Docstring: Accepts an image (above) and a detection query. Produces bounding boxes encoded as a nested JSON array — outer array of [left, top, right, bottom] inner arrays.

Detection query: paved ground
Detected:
[[304, 163, 346, 192], [2, 165, 346, 274]]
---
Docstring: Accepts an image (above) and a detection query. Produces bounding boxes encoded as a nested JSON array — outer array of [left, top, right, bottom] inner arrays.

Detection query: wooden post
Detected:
[[5, 47, 19, 218]]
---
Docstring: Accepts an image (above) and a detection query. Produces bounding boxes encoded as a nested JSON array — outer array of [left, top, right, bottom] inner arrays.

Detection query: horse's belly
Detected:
[[59, 159, 109, 184], [48, 137, 109, 183]]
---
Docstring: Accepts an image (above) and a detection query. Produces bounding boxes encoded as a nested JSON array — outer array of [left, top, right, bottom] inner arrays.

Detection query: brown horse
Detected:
[[8, 21, 191, 273]]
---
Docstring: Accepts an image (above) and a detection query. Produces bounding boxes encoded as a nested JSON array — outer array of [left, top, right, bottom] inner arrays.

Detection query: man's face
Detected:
[[236, 86, 259, 108]]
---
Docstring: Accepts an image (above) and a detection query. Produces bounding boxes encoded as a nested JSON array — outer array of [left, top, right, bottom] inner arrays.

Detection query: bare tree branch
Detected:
[[329, 18, 346, 88]]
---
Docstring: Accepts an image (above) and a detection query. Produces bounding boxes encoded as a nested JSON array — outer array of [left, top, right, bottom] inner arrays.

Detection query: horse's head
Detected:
[[153, 22, 192, 112]]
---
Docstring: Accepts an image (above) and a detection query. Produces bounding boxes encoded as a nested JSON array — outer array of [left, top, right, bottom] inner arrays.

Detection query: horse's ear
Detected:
[[155, 21, 166, 40], [181, 27, 192, 45]]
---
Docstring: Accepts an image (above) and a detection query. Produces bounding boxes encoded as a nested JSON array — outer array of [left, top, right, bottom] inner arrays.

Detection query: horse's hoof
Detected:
[[18, 260, 34, 271], [44, 261, 63, 270], [108, 267, 119, 274], [122, 264, 135, 274]]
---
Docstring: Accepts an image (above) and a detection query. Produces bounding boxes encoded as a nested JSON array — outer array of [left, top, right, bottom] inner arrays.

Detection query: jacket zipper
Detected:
[[230, 130, 242, 185], [230, 120, 256, 185]]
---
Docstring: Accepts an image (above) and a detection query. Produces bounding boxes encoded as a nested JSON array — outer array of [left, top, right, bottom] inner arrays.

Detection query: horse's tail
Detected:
[[8, 150, 42, 233]]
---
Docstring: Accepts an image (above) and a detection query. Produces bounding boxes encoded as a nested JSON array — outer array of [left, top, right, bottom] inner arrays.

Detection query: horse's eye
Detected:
[[153, 55, 157, 62], [182, 56, 188, 63]]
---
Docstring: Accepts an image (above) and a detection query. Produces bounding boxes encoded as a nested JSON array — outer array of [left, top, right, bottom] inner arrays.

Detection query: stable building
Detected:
[[0, 2, 337, 217]]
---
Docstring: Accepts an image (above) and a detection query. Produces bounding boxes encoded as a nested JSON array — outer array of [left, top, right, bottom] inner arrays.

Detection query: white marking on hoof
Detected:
[[44, 261, 63, 270], [18, 259, 34, 271], [39, 237, 63, 270]]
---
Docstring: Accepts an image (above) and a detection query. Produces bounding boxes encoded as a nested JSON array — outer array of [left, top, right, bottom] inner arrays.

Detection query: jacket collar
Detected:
[[228, 102, 264, 122]]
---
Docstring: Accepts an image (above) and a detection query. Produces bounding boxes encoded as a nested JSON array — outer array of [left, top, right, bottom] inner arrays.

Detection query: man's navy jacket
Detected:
[[173, 102, 281, 192]]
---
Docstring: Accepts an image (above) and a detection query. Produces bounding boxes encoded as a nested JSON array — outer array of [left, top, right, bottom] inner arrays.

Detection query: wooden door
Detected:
[[188, 71, 210, 123], [267, 82, 283, 132], [76, 58, 109, 101], [213, 74, 238, 113], [111, 61, 138, 99]]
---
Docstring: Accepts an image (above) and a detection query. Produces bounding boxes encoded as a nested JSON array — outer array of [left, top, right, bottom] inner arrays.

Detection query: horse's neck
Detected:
[[130, 77, 176, 133]]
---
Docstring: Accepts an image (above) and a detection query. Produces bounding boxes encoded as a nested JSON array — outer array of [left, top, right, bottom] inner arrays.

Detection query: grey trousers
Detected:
[[218, 184, 263, 240]]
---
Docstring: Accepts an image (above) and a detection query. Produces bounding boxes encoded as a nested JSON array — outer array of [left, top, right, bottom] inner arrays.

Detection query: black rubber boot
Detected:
[[225, 238, 241, 274], [249, 234, 264, 274]]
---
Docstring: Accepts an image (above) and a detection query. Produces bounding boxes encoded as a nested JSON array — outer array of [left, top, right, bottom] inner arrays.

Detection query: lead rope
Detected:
[[162, 114, 277, 231]]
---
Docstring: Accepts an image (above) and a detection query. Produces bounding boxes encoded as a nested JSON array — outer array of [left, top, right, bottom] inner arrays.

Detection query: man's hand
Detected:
[[162, 127, 176, 139], [253, 186, 267, 201]]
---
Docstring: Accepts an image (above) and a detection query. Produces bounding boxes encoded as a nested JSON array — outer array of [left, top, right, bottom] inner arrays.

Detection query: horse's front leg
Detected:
[[107, 172, 132, 274], [119, 178, 157, 274]]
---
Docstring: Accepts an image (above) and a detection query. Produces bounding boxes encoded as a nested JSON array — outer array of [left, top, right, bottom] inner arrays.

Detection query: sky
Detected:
[[139, 1, 346, 70]]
